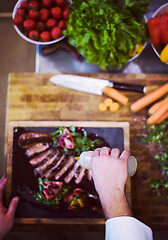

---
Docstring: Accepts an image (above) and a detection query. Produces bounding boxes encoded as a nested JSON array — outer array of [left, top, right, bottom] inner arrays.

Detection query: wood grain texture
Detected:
[[4, 73, 168, 231]]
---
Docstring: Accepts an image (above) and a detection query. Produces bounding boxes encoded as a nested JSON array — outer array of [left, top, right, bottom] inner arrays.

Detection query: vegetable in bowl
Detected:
[[147, 3, 168, 64], [64, 0, 149, 69]]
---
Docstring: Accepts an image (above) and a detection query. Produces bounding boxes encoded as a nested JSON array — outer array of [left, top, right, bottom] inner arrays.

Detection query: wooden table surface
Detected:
[[5, 72, 168, 231]]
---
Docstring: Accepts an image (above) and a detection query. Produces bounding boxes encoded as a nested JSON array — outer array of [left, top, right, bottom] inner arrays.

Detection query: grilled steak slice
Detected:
[[25, 143, 50, 157], [34, 149, 60, 176], [43, 154, 66, 179], [18, 131, 52, 148], [55, 156, 75, 180], [29, 149, 53, 167], [64, 161, 80, 184], [75, 167, 86, 184], [87, 169, 92, 181], [27, 144, 92, 184]]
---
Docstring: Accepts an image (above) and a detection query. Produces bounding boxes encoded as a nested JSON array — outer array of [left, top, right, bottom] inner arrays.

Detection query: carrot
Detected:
[[109, 102, 120, 112], [148, 96, 168, 115], [147, 101, 168, 124], [155, 111, 168, 124], [98, 102, 107, 112], [104, 98, 113, 107], [130, 83, 168, 112], [103, 86, 128, 105]]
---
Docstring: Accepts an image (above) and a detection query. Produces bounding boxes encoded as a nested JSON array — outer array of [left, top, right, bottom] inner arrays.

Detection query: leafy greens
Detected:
[[64, 0, 149, 68], [50, 126, 100, 156], [140, 118, 168, 203], [34, 178, 71, 207]]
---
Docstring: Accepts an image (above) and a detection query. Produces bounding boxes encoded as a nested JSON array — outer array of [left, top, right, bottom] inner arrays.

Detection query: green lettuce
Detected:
[[64, 0, 149, 69]]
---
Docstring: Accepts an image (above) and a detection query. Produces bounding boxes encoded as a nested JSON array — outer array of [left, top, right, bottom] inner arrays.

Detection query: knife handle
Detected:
[[103, 86, 128, 105], [112, 82, 146, 93]]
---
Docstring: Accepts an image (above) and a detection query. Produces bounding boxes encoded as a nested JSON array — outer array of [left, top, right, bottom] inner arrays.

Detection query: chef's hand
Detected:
[[0, 176, 19, 240], [91, 147, 131, 219]]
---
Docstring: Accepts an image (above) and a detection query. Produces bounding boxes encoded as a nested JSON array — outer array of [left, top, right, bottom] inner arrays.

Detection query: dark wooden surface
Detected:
[[5, 73, 168, 231]]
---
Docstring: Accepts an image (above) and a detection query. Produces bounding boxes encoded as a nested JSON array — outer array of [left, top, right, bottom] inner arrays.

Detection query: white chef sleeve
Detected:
[[105, 216, 153, 240]]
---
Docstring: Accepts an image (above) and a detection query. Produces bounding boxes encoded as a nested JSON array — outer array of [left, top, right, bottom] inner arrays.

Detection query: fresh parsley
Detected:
[[140, 119, 168, 203], [50, 126, 100, 156], [34, 178, 71, 208]]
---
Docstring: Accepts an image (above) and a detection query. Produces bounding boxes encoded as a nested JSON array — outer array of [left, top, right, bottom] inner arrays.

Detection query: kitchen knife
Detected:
[[50, 74, 146, 93], [50, 74, 130, 105]]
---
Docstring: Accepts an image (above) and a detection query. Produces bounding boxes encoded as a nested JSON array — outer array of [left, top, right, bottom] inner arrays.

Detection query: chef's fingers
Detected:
[[99, 147, 111, 156], [6, 197, 19, 219], [0, 176, 5, 184], [110, 148, 120, 158], [120, 150, 130, 161], [92, 148, 101, 157], [0, 177, 7, 202]]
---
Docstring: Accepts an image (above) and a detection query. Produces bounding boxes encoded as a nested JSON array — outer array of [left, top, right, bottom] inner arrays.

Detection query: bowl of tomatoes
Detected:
[[12, 0, 70, 45], [147, 3, 168, 64]]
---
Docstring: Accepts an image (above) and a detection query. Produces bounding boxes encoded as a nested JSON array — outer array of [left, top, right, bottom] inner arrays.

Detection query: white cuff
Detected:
[[105, 216, 153, 240]]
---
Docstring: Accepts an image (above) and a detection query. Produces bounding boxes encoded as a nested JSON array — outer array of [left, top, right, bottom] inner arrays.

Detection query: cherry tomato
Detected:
[[42, 0, 54, 8], [46, 18, 57, 30], [23, 19, 36, 30], [40, 8, 50, 22], [63, 8, 70, 20], [58, 19, 66, 30], [65, 193, 74, 203], [29, 30, 39, 40], [29, 9, 40, 20], [20, 0, 29, 9], [37, 21, 46, 32], [16, 8, 26, 18], [13, 15, 24, 26], [55, 0, 65, 7], [51, 26, 62, 39], [64, 190, 85, 210], [73, 188, 84, 198], [51, 7, 62, 20], [40, 31, 51, 41], [29, 1, 40, 10], [64, 5, 70, 11]]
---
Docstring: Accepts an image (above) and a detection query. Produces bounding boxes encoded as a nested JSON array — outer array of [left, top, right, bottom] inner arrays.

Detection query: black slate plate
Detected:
[[12, 126, 124, 218]]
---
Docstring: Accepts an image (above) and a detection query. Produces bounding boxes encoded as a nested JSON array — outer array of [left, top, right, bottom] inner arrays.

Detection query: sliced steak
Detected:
[[34, 149, 60, 176], [87, 169, 92, 181], [18, 131, 52, 148], [55, 156, 75, 180], [75, 167, 86, 184], [25, 143, 50, 157], [43, 154, 66, 179], [64, 160, 80, 184], [29, 149, 53, 167]]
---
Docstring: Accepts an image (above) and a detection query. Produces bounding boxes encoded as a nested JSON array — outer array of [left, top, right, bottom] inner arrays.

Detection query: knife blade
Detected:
[[50, 74, 143, 105], [50, 74, 146, 93], [50, 74, 130, 105]]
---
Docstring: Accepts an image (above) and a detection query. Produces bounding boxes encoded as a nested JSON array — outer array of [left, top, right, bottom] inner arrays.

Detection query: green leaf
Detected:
[[64, 0, 149, 69]]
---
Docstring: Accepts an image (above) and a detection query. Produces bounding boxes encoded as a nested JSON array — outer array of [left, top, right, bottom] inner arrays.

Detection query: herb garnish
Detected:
[[140, 119, 168, 202], [34, 178, 71, 207], [50, 126, 100, 156]]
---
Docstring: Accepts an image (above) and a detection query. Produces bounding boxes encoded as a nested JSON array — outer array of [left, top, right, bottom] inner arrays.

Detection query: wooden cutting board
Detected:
[[4, 73, 168, 231], [5, 120, 130, 232]]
